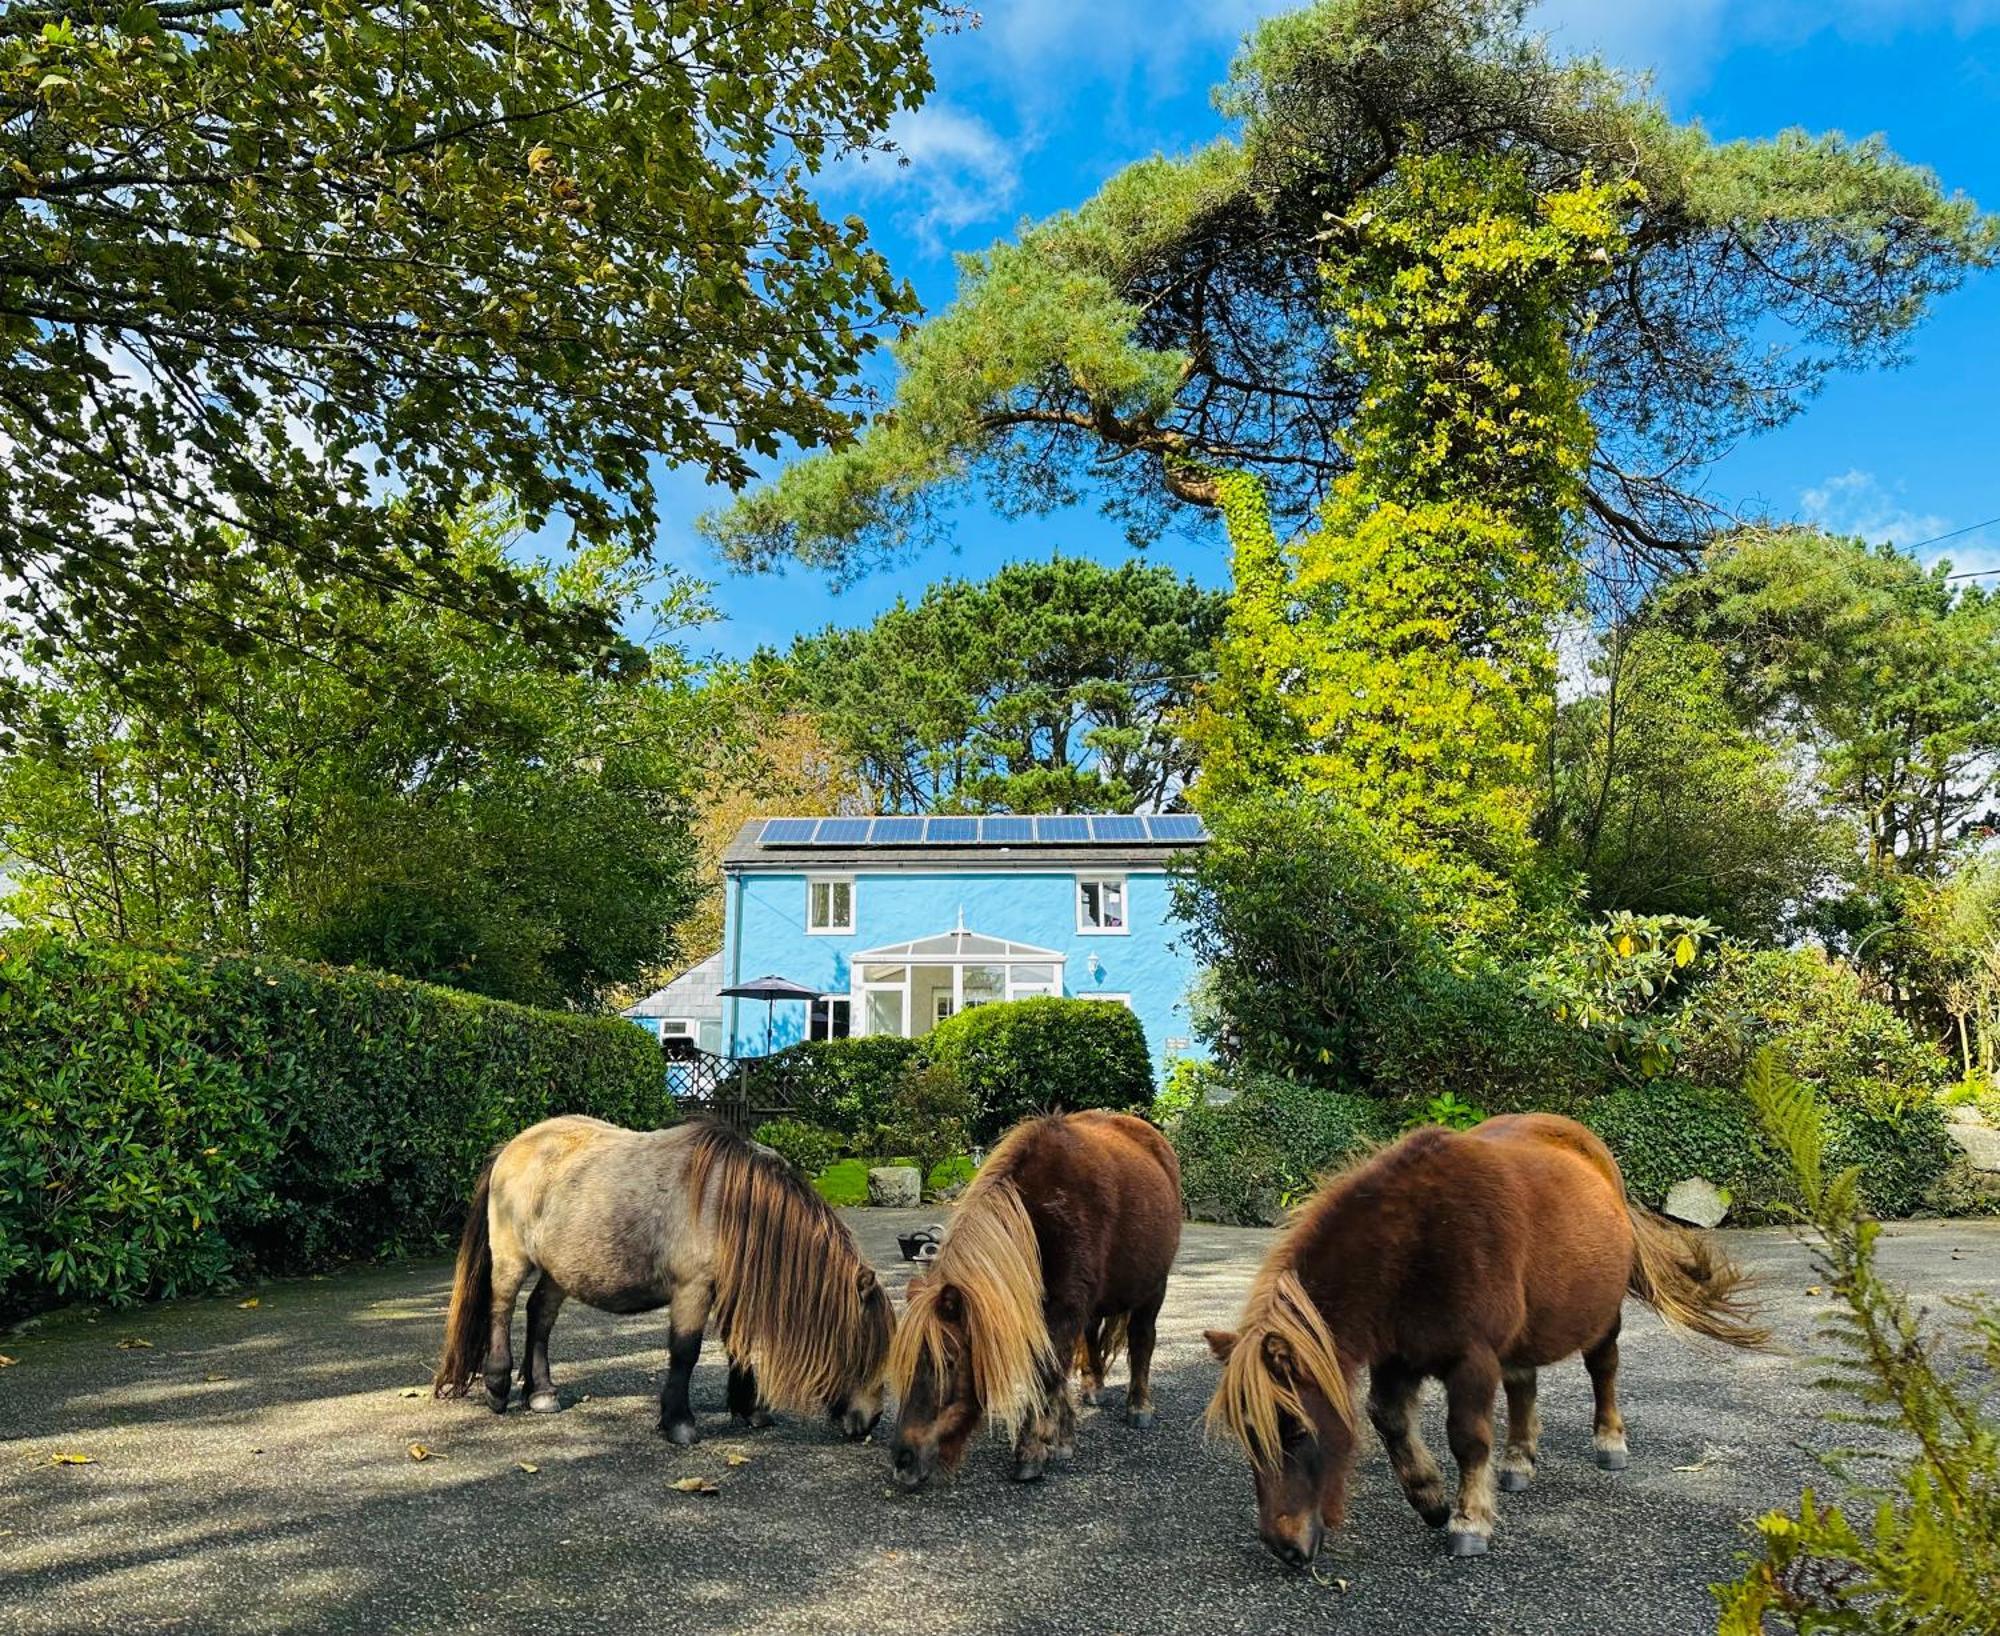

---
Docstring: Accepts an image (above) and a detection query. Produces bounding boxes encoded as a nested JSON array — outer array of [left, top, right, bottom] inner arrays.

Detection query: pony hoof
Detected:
[[1497, 1467, 1531, 1493], [1447, 1530, 1491, 1558], [1126, 1407, 1155, 1429], [485, 1388, 511, 1415], [527, 1391, 560, 1415], [1079, 1385, 1103, 1407], [1416, 1501, 1450, 1530], [1011, 1457, 1046, 1483], [1596, 1446, 1629, 1472], [660, 1419, 700, 1446]]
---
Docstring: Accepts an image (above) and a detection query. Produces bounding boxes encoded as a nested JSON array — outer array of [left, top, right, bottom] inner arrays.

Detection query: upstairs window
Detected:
[[807, 876, 853, 934], [1076, 875, 1127, 935]]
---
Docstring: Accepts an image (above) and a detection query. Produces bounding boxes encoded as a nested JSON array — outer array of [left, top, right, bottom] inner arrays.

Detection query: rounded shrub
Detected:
[[1823, 1083, 1955, 1219], [1167, 1068, 1396, 1225], [752, 1119, 842, 1180], [742, 1036, 923, 1145], [925, 996, 1153, 1144]]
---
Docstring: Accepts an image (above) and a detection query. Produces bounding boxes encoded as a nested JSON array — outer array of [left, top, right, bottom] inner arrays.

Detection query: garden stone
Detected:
[[1946, 1119, 2000, 1174], [867, 1166, 922, 1208], [1664, 1177, 1731, 1228]]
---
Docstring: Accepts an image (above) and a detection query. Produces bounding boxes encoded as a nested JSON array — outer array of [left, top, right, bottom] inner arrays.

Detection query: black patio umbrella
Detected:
[[718, 974, 821, 1057]]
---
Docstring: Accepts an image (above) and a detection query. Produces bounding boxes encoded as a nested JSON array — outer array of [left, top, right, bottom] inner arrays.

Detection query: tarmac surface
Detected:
[[4, 1212, 1997, 1635]]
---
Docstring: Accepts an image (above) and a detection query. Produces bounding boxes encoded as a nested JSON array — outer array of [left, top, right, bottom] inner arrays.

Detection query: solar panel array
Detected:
[[757, 814, 1209, 847]]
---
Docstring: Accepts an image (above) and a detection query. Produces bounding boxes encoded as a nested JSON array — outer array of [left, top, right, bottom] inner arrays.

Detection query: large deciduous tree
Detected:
[[774, 556, 1225, 813], [700, 0, 1988, 581], [0, 506, 716, 1009], [0, 0, 938, 687]]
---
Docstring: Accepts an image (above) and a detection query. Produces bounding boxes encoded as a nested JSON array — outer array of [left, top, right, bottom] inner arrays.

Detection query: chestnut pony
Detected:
[[433, 1117, 894, 1446], [1206, 1113, 1766, 1565], [889, 1110, 1182, 1489]]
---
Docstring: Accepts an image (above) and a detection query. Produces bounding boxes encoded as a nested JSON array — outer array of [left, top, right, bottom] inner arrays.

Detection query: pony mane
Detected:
[[888, 1118, 1058, 1442], [1205, 1148, 1391, 1469], [683, 1122, 892, 1412]]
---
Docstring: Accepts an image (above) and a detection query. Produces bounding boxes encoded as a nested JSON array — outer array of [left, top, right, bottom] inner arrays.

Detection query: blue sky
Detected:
[[654, 1, 2000, 660]]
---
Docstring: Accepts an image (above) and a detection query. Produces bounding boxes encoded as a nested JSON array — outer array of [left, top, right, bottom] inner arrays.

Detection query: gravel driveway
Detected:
[[4, 1214, 1996, 1635]]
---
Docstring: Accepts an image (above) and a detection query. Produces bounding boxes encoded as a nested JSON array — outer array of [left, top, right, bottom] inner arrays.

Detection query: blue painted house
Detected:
[[713, 814, 1208, 1082]]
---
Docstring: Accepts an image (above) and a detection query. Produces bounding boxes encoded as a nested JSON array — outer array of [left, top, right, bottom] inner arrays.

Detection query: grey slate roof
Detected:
[[620, 949, 725, 1019], [720, 815, 1207, 874]]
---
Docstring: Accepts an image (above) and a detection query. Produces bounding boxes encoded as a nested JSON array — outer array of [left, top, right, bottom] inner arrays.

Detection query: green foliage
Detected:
[[0, 931, 670, 1312], [924, 996, 1154, 1144], [1715, 1056, 2000, 1633], [0, 506, 715, 1009], [1416, 1091, 1488, 1132], [772, 557, 1225, 812], [1821, 1086, 1956, 1223], [704, 0, 1988, 580], [1661, 529, 2000, 882], [877, 1060, 978, 1189], [753, 1120, 844, 1181], [1582, 1079, 1787, 1216], [742, 1036, 925, 1142], [1193, 159, 1623, 914], [1519, 910, 1718, 1083], [0, 0, 938, 686], [1545, 625, 1850, 944], [1164, 1065, 1396, 1223]]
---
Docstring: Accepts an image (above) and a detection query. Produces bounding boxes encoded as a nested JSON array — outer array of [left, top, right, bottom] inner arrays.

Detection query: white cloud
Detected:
[[842, 103, 1023, 252], [1800, 468, 2000, 578]]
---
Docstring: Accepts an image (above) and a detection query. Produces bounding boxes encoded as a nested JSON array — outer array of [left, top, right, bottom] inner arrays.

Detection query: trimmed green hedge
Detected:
[[925, 995, 1153, 1143], [1166, 1065, 1396, 1225], [0, 932, 670, 1312], [742, 1036, 922, 1139]]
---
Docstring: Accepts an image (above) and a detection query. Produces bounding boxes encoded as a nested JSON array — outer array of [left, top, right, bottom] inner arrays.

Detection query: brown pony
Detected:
[[888, 1110, 1182, 1489], [433, 1117, 894, 1445], [1206, 1113, 1766, 1564]]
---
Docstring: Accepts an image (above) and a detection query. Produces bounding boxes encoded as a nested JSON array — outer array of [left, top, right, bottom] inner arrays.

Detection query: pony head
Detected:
[[1205, 1268, 1355, 1569], [887, 1172, 1054, 1492], [829, 1265, 895, 1441]]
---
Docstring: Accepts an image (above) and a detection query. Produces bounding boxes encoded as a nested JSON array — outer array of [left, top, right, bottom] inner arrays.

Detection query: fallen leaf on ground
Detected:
[[398, 1387, 425, 1399], [115, 1337, 154, 1350], [407, 1442, 438, 1462], [49, 1453, 94, 1466], [724, 1453, 752, 1468], [516, 1462, 539, 1474], [236, 1298, 260, 1310], [203, 1373, 228, 1383], [0, 1355, 17, 1368], [1805, 1285, 1824, 1296], [669, 1476, 719, 1494]]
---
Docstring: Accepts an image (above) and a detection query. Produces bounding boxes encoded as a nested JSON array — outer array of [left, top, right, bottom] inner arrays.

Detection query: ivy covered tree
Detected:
[[773, 557, 1224, 813], [0, 0, 939, 688], [700, 0, 1989, 581], [1190, 158, 1622, 915], [0, 506, 717, 1010]]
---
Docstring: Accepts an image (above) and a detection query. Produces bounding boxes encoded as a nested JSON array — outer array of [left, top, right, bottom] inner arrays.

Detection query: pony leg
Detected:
[[658, 1281, 712, 1446], [1367, 1360, 1448, 1528], [727, 1359, 773, 1429], [1077, 1321, 1109, 1408], [1443, 1350, 1502, 1557], [1013, 1313, 1080, 1481], [1584, 1322, 1627, 1470], [1497, 1364, 1540, 1492], [520, 1272, 567, 1414], [483, 1242, 531, 1414], [1124, 1297, 1162, 1429]]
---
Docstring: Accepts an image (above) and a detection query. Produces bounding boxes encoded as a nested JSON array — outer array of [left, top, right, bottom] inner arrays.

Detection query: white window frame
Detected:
[[810, 996, 852, 1042], [806, 874, 854, 935], [1081, 993, 1132, 1009], [657, 1017, 694, 1038], [933, 991, 956, 1025], [1075, 873, 1129, 936]]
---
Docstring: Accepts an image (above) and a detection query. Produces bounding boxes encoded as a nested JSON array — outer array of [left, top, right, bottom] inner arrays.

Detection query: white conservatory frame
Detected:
[[847, 927, 1066, 1038]]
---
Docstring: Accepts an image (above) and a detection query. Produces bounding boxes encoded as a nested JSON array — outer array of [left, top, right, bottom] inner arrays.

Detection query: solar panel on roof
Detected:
[[869, 816, 926, 844], [1089, 815, 1148, 843], [979, 816, 1033, 843], [813, 817, 873, 845], [1034, 815, 1089, 843], [924, 816, 978, 844], [759, 818, 819, 844], [1146, 814, 1206, 842]]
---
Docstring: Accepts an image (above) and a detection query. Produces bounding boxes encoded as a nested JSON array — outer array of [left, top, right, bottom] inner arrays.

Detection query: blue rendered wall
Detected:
[[719, 866, 1201, 1083]]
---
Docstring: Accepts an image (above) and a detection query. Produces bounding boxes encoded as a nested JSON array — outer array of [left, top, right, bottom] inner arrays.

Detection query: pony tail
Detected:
[[1206, 1269, 1353, 1468], [1627, 1203, 1771, 1350], [433, 1152, 498, 1397]]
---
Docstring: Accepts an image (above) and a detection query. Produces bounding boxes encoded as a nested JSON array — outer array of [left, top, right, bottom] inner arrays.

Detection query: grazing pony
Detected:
[[888, 1110, 1182, 1489], [1206, 1113, 1766, 1564], [433, 1117, 894, 1446]]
